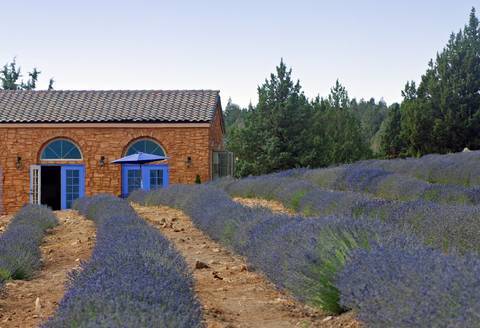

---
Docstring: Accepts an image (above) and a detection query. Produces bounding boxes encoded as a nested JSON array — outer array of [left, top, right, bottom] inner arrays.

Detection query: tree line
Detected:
[[226, 8, 480, 177]]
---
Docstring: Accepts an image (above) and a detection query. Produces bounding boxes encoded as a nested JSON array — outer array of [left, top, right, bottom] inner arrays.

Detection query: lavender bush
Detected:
[[301, 165, 480, 205], [216, 175, 480, 254], [130, 185, 409, 314], [0, 205, 58, 283], [131, 185, 480, 326], [355, 150, 480, 187], [338, 245, 480, 327], [44, 195, 202, 328]]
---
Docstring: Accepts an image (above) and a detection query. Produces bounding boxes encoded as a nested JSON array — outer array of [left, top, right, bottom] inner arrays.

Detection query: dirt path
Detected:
[[134, 204, 359, 328], [233, 197, 295, 216], [0, 210, 96, 328], [0, 215, 11, 233]]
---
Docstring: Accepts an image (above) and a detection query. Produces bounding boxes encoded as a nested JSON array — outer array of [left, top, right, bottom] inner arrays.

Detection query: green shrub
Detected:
[[290, 190, 306, 211], [195, 174, 202, 184]]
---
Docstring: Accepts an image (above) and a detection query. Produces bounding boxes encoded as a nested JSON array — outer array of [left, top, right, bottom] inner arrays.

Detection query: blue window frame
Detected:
[[121, 164, 169, 197], [41, 139, 82, 160], [149, 169, 164, 190], [127, 169, 142, 194], [125, 139, 165, 157], [60, 165, 85, 209]]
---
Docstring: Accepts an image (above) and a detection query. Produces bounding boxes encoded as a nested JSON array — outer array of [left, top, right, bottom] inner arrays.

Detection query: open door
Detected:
[[30, 165, 41, 205], [61, 165, 85, 209]]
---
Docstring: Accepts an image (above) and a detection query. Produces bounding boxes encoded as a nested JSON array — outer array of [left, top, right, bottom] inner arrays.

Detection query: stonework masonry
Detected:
[[0, 110, 224, 214]]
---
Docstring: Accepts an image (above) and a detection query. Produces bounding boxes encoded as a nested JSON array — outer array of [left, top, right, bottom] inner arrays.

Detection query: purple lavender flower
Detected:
[[44, 195, 203, 328]]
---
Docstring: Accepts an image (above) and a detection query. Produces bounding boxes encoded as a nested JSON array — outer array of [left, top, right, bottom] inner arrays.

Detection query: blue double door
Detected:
[[122, 164, 169, 197], [33, 165, 85, 210]]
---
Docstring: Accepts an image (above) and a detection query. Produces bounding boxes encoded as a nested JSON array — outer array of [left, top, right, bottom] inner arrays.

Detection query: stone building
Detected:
[[0, 90, 233, 214]]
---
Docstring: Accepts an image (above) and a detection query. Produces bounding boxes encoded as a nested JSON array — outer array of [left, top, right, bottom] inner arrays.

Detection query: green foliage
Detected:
[[194, 174, 201, 184], [306, 81, 371, 167], [351, 97, 388, 153], [384, 8, 480, 157], [224, 98, 248, 132], [0, 58, 54, 90], [227, 59, 313, 176], [310, 227, 372, 314], [227, 61, 372, 177], [290, 190, 306, 211], [380, 103, 405, 157]]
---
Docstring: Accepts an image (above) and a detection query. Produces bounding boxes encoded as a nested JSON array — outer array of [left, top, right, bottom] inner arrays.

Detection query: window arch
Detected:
[[41, 139, 82, 160], [125, 139, 166, 156]]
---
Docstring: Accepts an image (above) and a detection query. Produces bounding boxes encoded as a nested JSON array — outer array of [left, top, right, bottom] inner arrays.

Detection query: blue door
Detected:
[[144, 165, 169, 190], [61, 165, 85, 209], [122, 164, 169, 197]]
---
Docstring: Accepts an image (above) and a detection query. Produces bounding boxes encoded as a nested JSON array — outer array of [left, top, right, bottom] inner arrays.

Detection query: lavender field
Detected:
[[0, 205, 58, 289], [130, 150, 480, 327], [44, 195, 202, 328]]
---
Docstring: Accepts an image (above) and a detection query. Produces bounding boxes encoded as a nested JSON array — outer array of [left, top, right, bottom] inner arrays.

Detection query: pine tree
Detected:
[[308, 81, 370, 166], [228, 59, 312, 176], [397, 8, 480, 155], [380, 103, 405, 157]]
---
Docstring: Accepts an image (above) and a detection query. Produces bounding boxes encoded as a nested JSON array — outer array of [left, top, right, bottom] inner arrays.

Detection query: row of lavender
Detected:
[[356, 150, 480, 187], [216, 176, 480, 254], [130, 186, 480, 327], [0, 205, 58, 291], [290, 165, 480, 205], [43, 195, 203, 328]]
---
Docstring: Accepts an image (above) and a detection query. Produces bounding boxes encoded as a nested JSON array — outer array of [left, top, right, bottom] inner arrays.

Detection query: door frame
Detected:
[[121, 164, 169, 197]]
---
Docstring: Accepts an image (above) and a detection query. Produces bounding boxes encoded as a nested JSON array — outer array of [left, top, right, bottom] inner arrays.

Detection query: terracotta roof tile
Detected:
[[0, 90, 220, 123]]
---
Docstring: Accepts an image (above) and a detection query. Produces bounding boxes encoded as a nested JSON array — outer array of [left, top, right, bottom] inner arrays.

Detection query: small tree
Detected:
[[0, 58, 54, 90]]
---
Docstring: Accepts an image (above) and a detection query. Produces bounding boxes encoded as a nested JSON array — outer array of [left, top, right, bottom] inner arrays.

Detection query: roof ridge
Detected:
[[0, 89, 220, 93]]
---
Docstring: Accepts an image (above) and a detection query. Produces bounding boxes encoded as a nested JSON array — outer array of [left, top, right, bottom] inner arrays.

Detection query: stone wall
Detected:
[[0, 121, 223, 214], [0, 167, 3, 215]]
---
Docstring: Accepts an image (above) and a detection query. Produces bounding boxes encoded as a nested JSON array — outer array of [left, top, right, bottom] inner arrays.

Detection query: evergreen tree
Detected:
[[0, 59, 22, 90], [224, 98, 247, 131], [228, 59, 312, 176], [351, 97, 388, 153], [307, 81, 370, 166], [380, 103, 405, 157], [396, 8, 480, 155], [0, 58, 54, 90]]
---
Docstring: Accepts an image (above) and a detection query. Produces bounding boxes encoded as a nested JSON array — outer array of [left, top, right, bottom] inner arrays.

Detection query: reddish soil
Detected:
[[233, 197, 295, 216], [134, 204, 360, 328], [0, 211, 96, 328]]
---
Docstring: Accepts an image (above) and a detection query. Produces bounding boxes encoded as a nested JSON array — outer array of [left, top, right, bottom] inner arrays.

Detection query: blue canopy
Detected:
[[111, 152, 169, 165]]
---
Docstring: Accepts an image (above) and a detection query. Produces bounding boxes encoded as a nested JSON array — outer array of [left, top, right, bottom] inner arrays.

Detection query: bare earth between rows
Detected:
[[232, 197, 295, 216], [134, 204, 359, 328], [0, 211, 96, 328], [1, 199, 357, 328]]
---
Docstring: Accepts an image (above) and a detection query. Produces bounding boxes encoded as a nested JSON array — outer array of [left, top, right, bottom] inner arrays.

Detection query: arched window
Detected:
[[125, 139, 165, 156], [41, 139, 82, 160]]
